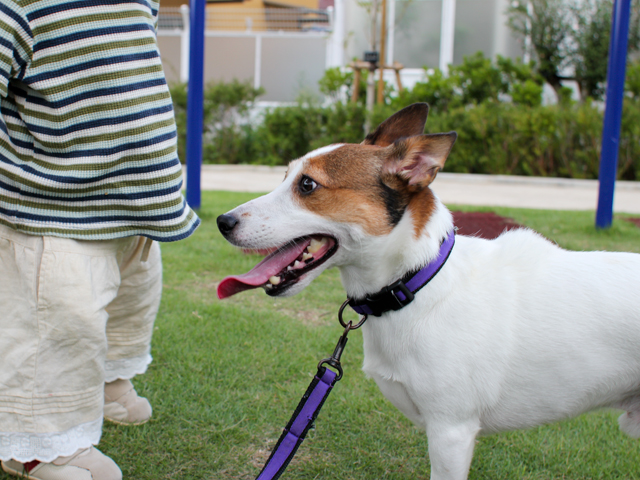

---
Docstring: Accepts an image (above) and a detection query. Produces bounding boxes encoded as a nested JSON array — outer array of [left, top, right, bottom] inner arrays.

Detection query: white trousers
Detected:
[[0, 224, 162, 462]]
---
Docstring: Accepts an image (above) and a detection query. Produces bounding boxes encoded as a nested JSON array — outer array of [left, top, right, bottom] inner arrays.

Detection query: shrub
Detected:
[[391, 69, 457, 112], [450, 52, 507, 105], [250, 102, 367, 165], [425, 102, 633, 179], [169, 79, 263, 164], [318, 67, 369, 104], [311, 101, 367, 148], [626, 61, 640, 99], [390, 53, 544, 111], [511, 79, 544, 107], [251, 104, 324, 165], [252, 100, 638, 181], [171, 69, 640, 181]]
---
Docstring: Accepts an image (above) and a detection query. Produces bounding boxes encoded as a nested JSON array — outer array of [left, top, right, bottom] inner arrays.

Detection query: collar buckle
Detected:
[[359, 279, 415, 317], [384, 279, 415, 310], [348, 231, 455, 317]]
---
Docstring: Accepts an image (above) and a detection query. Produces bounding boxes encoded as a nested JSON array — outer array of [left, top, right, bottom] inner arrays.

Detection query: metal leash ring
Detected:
[[318, 300, 368, 381], [338, 299, 368, 330]]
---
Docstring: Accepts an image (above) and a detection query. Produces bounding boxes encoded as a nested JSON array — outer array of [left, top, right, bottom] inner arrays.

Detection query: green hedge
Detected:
[[258, 101, 640, 181], [426, 102, 606, 179], [171, 83, 640, 181], [170, 80, 264, 165]]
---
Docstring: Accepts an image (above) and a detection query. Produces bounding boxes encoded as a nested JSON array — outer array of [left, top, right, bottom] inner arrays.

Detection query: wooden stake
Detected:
[[377, 0, 387, 104], [351, 67, 361, 103], [394, 62, 403, 92]]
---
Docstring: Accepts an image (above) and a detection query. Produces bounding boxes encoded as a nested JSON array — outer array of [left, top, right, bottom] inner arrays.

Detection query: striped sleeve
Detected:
[[0, 0, 199, 242], [149, 0, 160, 31], [0, 0, 32, 97]]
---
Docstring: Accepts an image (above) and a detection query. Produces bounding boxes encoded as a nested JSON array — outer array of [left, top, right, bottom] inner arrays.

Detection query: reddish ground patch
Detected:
[[624, 217, 640, 229], [452, 211, 523, 240]]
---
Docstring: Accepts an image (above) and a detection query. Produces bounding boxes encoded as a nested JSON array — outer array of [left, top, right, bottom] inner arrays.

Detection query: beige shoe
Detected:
[[1, 447, 122, 480], [104, 378, 152, 426]]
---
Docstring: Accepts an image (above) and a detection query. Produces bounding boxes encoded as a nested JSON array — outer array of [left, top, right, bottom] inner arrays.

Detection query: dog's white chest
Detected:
[[361, 322, 427, 428]]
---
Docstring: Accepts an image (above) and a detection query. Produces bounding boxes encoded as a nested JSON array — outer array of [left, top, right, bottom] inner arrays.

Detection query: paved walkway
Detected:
[[188, 165, 640, 214]]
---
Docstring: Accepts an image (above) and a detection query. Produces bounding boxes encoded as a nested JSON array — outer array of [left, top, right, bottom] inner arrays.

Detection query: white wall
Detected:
[[343, 0, 524, 70]]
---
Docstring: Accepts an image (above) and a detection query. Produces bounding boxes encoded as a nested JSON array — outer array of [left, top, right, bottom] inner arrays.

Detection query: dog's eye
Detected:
[[298, 175, 318, 195]]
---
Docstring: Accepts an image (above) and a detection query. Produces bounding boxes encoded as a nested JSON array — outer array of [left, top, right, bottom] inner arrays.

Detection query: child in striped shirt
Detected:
[[0, 0, 200, 478]]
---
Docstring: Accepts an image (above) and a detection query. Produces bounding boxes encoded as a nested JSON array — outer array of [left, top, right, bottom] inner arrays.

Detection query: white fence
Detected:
[[155, 0, 523, 103], [156, 4, 344, 102]]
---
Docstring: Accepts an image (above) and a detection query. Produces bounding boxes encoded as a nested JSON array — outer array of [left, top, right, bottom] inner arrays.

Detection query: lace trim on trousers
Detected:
[[0, 417, 102, 463], [104, 353, 152, 383]]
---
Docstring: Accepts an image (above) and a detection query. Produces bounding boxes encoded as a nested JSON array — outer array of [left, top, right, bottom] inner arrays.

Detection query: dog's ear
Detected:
[[362, 103, 429, 147], [382, 132, 457, 187]]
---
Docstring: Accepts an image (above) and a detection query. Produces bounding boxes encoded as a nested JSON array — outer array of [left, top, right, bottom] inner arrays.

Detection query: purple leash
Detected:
[[255, 234, 455, 478], [255, 367, 337, 480], [255, 303, 366, 480]]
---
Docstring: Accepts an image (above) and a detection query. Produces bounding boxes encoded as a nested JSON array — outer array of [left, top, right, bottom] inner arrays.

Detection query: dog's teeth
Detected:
[[268, 276, 281, 285], [293, 260, 303, 269], [302, 252, 313, 261], [265, 283, 273, 289], [287, 266, 293, 271], [307, 237, 328, 254]]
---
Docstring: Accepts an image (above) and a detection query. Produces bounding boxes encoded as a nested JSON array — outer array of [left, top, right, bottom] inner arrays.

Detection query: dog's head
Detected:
[[217, 103, 456, 299]]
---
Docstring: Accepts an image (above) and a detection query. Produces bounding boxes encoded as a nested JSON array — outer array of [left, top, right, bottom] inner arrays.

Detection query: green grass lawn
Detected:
[[4, 191, 640, 479]]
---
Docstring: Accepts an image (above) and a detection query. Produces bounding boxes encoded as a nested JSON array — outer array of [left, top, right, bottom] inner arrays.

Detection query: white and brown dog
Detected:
[[216, 103, 640, 480]]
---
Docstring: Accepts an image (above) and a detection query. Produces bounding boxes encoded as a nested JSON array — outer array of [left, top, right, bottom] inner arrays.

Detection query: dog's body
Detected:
[[217, 104, 640, 479]]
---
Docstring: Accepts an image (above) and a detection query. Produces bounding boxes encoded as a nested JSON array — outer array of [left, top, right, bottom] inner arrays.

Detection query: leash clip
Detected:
[[318, 300, 368, 381]]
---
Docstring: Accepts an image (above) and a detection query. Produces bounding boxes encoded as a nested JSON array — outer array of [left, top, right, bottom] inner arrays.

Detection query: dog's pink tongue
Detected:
[[217, 240, 309, 299]]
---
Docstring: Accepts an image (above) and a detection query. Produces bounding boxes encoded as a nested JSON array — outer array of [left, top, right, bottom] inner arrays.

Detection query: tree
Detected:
[[507, 0, 574, 96], [572, 0, 640, 99], [507, 0, 640, 101]]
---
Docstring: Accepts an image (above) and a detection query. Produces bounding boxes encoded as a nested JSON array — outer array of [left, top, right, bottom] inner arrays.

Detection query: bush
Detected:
[[391, 69, 457, 112], [626, 61, 640, 99], [252, 104, 324, 165], [250, 102, 367, 165], [169, 79, 263, 164], [428, 103, 605, 178], [390, 53, 544, 111], [250, 100, 639, 181], [170, 65, 640, 181], [511, 79, 544, 107], [451, 52, 507, 105]]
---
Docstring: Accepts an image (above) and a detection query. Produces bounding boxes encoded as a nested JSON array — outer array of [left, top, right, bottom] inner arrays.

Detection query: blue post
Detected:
[[595, 0, 631, 228], [185, 0, 206, 210]]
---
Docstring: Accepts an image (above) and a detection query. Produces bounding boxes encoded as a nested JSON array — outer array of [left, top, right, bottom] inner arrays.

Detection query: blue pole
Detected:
[[185, 0, 206, 210], [595, 0, 631, 228]]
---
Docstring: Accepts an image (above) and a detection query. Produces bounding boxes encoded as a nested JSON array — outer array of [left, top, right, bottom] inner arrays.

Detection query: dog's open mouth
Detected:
[[217, 235, 338, 299]]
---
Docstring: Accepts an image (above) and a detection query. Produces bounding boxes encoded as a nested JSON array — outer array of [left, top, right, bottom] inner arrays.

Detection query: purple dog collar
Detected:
[[349, 230, 455, 317]]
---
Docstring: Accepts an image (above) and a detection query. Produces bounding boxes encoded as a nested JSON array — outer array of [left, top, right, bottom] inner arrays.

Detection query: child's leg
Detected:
[[0, 224, 131, 463], [104, 238, 162, 425]]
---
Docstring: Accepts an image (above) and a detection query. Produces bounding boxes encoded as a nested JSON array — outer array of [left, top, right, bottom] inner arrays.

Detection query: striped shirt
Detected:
[[0, 0, 199, 241]]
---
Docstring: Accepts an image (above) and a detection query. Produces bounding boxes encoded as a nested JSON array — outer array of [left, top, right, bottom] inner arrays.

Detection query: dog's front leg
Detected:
[[426, 419, 480, 480]]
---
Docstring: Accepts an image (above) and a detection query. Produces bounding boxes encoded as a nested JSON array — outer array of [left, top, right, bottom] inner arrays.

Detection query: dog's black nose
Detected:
[[217, 214, 239, 235]]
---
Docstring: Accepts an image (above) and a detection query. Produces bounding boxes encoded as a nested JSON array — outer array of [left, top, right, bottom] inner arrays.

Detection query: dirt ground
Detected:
[[451, 211, 523, 240], [624, 217, 640, 229]]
